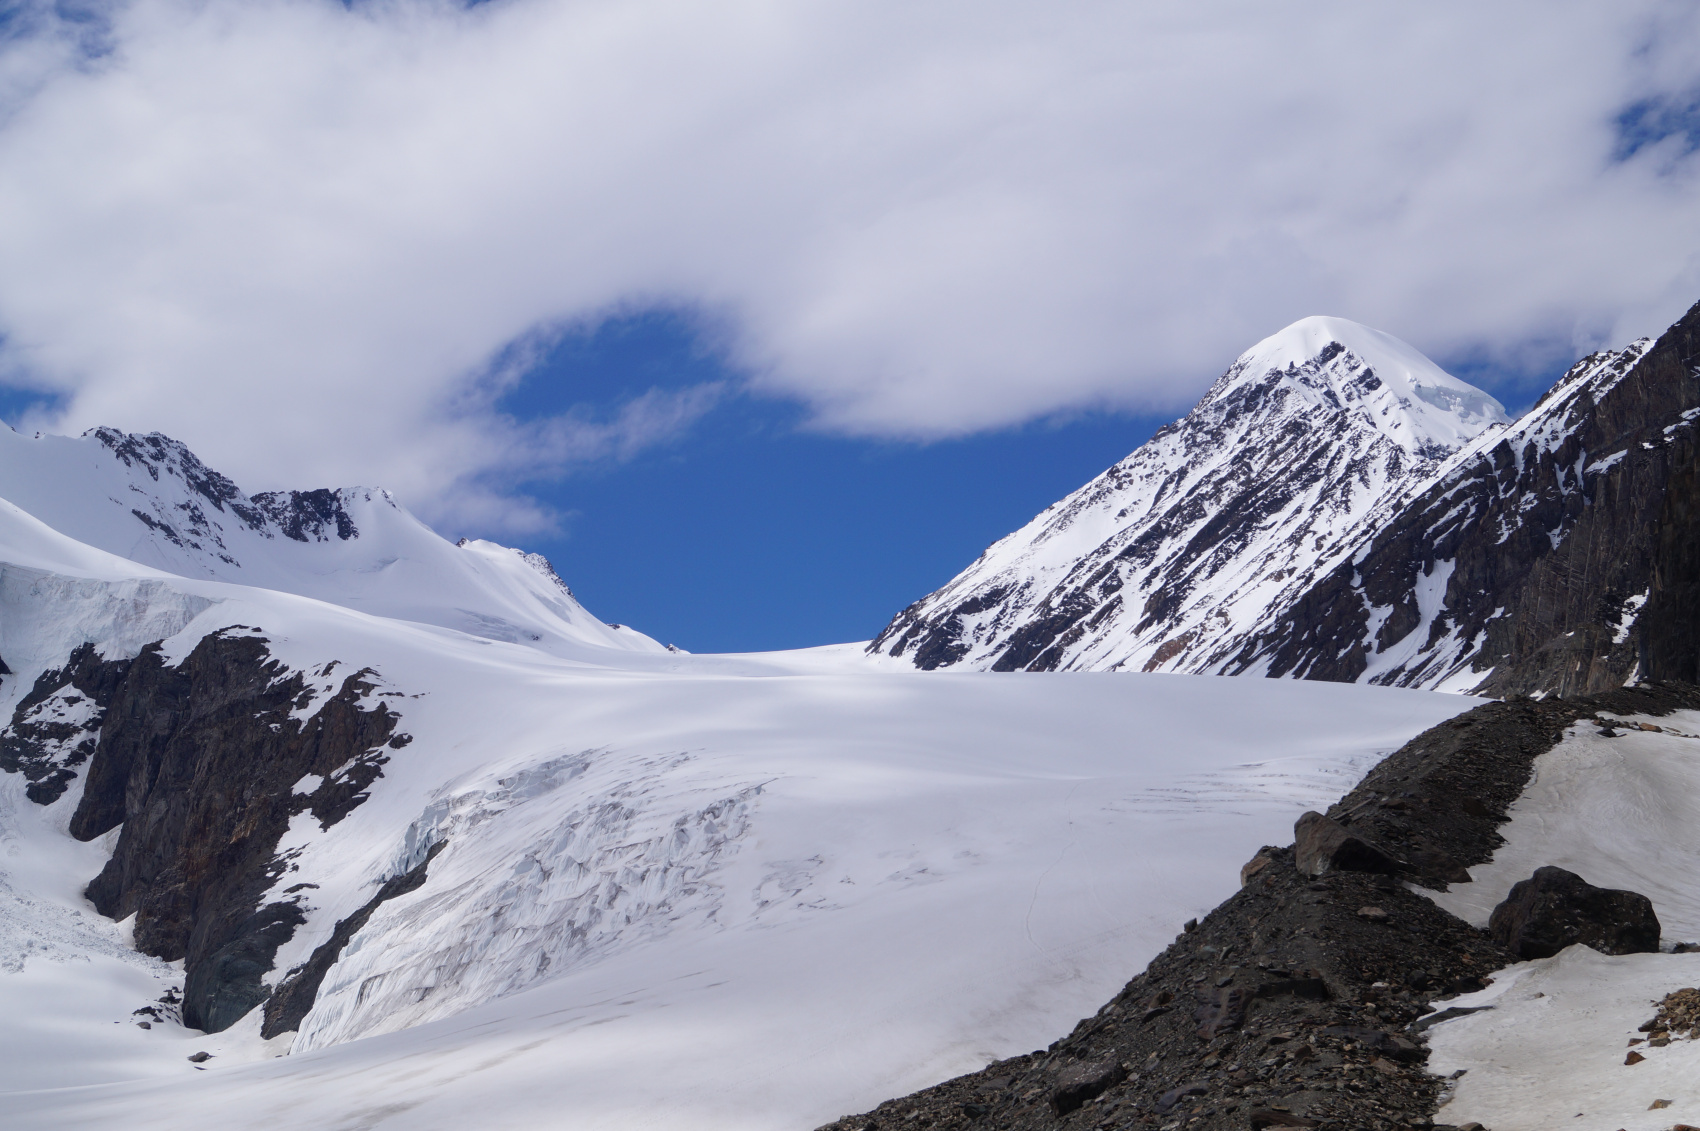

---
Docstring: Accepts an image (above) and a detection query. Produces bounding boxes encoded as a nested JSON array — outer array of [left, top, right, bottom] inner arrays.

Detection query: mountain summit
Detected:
[[869, 316, 1508, 673]]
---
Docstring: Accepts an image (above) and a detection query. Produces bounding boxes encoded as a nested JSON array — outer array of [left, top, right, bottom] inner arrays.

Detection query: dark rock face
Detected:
[[261, 840, 446, 1039], [1488, 865, 1661, 959], [814, 681, 1700, 1131], [59, 629, 405, 1032], [0, 643, 132, 804], [89, 426, 360, 558], [250, 489, 359, 542], [1230, 299, 1700, 696], [1291, 811, 1401, 878]]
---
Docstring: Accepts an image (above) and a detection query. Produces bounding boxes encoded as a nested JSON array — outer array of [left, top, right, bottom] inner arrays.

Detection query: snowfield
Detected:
[[1422, 710, 1700, 1131], [0, 474, 1482, 1130], [1428, 949, 1700, 1131]]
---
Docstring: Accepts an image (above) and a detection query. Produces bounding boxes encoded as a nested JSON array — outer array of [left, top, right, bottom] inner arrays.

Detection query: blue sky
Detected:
[[480, 312, 1171, 652]]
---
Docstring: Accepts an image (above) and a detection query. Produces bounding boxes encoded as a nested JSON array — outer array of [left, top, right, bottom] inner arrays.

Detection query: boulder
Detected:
[[1487, 866, 1660, 959], [1293, 811, 1402, 877], [1047, 1059, 1125, 1116], [1241, 847, 1279, 886]]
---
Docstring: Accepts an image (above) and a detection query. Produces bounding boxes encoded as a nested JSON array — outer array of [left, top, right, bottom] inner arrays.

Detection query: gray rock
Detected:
[[1047, 1059, 1125, 1115]]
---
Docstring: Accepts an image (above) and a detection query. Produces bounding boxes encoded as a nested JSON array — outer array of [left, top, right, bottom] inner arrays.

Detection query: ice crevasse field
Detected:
[[0, 485, 1481, 1131]]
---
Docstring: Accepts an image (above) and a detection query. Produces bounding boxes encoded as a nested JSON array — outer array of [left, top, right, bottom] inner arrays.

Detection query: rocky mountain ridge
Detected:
[[1227, 299, 1700, 696], [868, 317, 1509, 676], [818, 681, 1700, 1131], [873, 302, 1700, 698]]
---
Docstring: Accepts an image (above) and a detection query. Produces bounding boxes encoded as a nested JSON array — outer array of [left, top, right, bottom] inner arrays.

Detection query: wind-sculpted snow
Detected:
[[870, 316, 1508, 675]]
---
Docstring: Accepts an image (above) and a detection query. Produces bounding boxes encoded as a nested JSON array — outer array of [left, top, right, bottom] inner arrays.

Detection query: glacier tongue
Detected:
[[869, 315, 1508, 676]]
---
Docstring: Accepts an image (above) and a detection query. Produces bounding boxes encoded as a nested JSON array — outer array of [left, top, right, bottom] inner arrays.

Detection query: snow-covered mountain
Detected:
[[0, 425, 663, 656], [1231, 297, 1700, 695], [870, 316, 1509, 674], [0, 425, 1479, 1130]]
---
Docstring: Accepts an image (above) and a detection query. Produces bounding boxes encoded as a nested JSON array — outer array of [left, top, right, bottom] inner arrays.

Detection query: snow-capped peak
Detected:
[[870, 315, 1508, 674], [1208, 316, 1509, 454]]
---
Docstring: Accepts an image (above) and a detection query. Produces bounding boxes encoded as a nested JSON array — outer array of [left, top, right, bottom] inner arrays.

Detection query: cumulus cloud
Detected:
[[0, 0, 1697, 526]]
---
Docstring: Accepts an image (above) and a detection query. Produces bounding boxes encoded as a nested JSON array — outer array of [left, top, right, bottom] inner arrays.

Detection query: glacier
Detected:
[[0, 426, 1481, 1130]]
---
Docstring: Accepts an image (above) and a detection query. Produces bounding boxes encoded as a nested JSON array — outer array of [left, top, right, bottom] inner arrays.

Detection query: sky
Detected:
[[1, 1, 1700, 649]]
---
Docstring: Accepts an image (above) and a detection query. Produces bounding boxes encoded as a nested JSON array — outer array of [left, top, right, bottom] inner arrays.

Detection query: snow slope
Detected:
[[869, 316, 1508, 675], [1428, 949, 1700, 1131], [1415, 708, 1700, 1130], [0, 425, 661, 656], [0, 488, 1481, 1130]]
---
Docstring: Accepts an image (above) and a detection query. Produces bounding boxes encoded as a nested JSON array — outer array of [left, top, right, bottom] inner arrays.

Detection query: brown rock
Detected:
[[1651, 1099, 1673, 1109], [1242, 849, 1278, 886], [1627, 1050, 1646, 1065], [1293, 811, 1403, 877]]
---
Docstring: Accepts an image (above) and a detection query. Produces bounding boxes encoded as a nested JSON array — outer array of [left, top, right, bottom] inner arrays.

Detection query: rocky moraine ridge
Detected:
[[819, 682, 1700, 1131], [0, 628, 422, 1035]]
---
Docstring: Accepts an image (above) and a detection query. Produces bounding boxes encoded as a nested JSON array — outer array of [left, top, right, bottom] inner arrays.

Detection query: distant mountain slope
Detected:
[[1231, 298, 1700, 696], [869, 316, 1509, 674], [0, 426, 661, 656]]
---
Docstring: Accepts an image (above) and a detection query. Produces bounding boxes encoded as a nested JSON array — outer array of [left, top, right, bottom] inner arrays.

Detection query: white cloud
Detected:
[[0, 0, 1697, 526]]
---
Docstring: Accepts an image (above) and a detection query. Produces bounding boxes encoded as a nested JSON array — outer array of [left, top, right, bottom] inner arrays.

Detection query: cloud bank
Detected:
[[0, 0, 1698, 527]]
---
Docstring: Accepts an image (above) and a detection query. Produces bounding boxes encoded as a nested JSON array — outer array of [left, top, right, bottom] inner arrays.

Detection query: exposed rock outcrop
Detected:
[[56, 628, 407, 1033], [1487, 865, 1661, 959], [260, 840, 445, 1039], [1291, 811, 1402, 878], [0, 642, 131, 804]]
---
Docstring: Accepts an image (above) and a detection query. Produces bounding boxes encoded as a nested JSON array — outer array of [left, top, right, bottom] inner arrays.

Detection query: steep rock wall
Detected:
[[60, 629, 407, 1032]]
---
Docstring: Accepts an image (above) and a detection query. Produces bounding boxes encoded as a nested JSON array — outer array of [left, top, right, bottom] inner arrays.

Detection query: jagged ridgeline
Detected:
[[871, 302, 1700, 697]]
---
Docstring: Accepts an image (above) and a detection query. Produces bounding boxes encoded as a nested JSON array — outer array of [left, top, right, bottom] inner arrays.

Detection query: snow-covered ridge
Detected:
[[869, 316, 1508, 675], [0, 425, 662, 657], [1225, 330, 1679, 695]]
